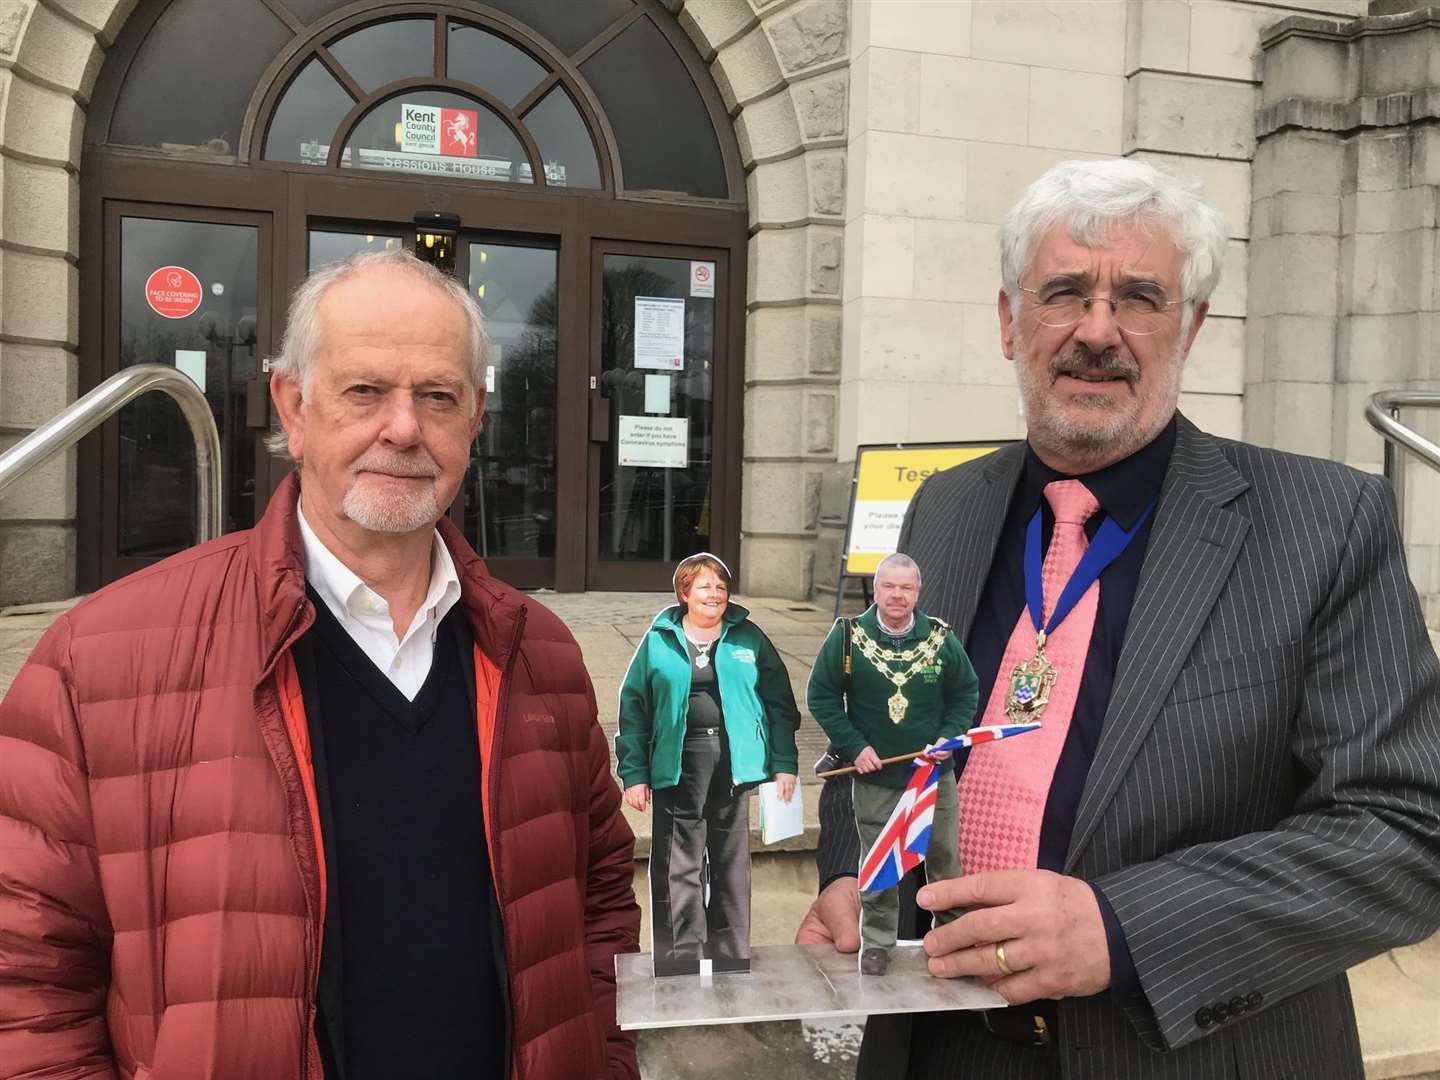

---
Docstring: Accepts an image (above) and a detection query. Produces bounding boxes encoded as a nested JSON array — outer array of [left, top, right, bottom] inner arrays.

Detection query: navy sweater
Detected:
[[295, 591, 507, 1080]]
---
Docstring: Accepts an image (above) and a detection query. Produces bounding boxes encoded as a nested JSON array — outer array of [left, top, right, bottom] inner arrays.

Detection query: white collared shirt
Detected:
[[297, 503, 463, 701]]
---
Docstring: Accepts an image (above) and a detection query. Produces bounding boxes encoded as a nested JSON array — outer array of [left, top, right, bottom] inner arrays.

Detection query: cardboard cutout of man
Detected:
[[806, 553, 979, 974]]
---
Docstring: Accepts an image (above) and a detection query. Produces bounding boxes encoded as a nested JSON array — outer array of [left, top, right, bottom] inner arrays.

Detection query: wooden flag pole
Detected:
[[815, 747, 942, 780]]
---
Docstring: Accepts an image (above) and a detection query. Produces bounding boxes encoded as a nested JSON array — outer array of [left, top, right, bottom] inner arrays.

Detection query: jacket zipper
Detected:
[[676, 616, 770, 792], [489, 606, 527, 1080], [260, 599, 326, 1080]]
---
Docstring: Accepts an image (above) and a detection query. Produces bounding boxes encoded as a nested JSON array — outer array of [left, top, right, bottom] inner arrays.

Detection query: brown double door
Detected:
[[83, 170, 742, 592]]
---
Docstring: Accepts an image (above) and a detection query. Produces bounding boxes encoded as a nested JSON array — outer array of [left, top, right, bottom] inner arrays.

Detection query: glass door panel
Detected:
[[117, 216, 260, 557], [465, 241, 558, 583], [309, 228, 402, 269], [596, 252, 716, 571]]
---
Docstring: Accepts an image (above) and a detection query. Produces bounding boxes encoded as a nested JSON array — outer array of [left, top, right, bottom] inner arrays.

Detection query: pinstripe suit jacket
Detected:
[[820, 416, 1440, 1079]]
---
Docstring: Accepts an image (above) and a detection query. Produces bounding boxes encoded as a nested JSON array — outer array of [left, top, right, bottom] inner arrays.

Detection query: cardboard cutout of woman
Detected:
[[615, 554, 802, 976]]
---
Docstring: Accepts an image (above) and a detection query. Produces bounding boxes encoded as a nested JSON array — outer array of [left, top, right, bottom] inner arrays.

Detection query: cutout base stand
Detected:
[[616, 943, 1006, 1031]]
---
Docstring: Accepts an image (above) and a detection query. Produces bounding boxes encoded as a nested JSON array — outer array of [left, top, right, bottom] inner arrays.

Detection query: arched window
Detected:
[[94, 0, 737, 200]]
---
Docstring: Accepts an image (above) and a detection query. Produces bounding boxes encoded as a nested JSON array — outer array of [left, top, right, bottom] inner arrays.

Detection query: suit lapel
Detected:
[[1064, 419, 1251, 873], [938, 444, 1024, 643]]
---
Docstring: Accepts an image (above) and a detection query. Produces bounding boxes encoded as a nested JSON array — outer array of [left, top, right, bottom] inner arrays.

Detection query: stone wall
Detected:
[[670, 0, 850, 600], [0, 0, 129, 605], [814, 0, 1364, 605], [1251, 3, 1440, 623]]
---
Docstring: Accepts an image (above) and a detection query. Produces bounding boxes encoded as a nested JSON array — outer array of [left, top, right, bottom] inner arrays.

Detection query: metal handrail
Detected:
[[1364, 390, 1440, 536], [0, 364, 222, 541]]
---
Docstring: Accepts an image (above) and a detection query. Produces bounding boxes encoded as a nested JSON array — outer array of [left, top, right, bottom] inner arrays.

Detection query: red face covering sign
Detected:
[[144, 266, 203, 319]]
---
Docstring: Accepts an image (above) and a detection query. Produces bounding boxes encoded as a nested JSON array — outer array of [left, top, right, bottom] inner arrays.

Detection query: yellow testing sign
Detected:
[[843, 442, 1009, 576]]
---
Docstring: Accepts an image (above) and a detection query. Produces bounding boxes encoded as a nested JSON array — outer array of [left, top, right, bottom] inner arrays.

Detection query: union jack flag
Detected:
[[855, 722, 1042, 893]]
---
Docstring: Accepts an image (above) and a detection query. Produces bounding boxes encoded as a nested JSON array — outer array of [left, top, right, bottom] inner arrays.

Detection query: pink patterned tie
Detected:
[[958, 479, 1101, 874]]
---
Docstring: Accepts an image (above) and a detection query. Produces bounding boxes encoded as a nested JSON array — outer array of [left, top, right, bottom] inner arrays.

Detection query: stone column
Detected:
[[678, 0, 849, 600], [0, 0, 118, 606], [1253, 6, 1440, 621]]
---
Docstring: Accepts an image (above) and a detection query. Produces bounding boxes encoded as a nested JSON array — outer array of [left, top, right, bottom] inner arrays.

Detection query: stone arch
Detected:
[[0, 0, 845, 603]]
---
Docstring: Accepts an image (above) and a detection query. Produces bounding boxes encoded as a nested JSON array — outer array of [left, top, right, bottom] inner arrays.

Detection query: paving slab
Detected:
[[0, 605, 76, 698], [1352, 934, 1440, 1079]]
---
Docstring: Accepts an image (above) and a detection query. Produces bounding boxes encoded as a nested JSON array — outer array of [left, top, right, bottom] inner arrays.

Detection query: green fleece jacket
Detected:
[[615, 603, 801, 791], [806, 607, 979, 787]]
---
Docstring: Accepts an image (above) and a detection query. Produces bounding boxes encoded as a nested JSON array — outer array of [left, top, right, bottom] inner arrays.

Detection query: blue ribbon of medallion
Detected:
[[1024, 494, 1158, 638], [1006, 492, 1157, 722]]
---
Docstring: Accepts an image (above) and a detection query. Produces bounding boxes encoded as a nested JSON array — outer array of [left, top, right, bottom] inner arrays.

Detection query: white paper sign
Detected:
[[690, 261, 715, 297], [617, 415, 688, 468], [644, 374, 671, 414], [848, 500, 911, 560], [758, 782, 804, 845], [485, 365, 496, 394], [634, 296, 685, 371], [175, 350, 207, 393]]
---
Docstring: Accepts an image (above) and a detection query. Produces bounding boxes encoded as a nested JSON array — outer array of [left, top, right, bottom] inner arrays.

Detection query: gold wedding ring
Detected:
[[995, 942, 1014, 976]]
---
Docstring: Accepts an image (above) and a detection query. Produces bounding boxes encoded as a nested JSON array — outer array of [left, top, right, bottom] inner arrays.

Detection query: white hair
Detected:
[[266, 247, 488, 457], [999, 159, 1229, 314], [875, 552, 921, 587]]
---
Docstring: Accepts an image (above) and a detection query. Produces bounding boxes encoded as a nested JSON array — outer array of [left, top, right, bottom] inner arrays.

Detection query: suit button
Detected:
[[1213, 1002, 1230, 1022], [1247, 991, 1263, 1009], [1195, 1007, 1214, 1029], [1228, 995, 1246, 1015]]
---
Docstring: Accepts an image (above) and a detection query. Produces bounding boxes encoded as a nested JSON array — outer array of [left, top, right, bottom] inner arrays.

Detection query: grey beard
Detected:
[[1014, 329, 1183, 469], [342, 479, 440, 533]]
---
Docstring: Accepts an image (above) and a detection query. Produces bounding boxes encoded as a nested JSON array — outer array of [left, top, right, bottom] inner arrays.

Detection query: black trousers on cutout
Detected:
[[649, 729, 752, 976]]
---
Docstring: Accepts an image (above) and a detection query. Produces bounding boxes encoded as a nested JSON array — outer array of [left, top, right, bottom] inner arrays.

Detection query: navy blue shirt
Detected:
[[959, 417, 1175, 999]]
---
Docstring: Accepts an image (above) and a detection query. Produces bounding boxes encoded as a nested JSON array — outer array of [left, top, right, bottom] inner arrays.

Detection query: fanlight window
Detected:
[[264, 15, 600, 189], [101, 0, 731, 200]]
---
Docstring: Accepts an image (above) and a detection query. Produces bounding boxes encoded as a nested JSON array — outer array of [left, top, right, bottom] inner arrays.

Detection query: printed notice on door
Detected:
[[617, 415, 689, 469], [633, 296, 685, 371]]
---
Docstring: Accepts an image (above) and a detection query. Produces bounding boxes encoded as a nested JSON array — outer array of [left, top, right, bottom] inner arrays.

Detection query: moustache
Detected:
[[351, 451, 440, 479], [1049, 346, 1140, 385]]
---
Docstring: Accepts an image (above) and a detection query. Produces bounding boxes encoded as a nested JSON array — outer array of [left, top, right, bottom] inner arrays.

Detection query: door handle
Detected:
[[245, 378, 271, 429], [590, 396, 611, 442]]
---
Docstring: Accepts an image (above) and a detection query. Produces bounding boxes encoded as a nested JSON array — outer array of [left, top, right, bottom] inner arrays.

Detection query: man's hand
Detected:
[[794, 876, 861, 953], [917, 869, 1111, 1002], [854, 746, 882, 774], [774, 773, 798, 803], [623, 783, 650, 812]]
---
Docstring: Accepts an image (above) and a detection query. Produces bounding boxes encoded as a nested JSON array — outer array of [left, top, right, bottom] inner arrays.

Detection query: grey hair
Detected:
[[875, 552, 921, 587], [999, 159, 1229, 314], [265, 247, 488, 457]]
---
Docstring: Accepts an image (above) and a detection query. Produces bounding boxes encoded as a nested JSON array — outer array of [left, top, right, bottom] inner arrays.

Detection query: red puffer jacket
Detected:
[[0, 475, 639, 1080]]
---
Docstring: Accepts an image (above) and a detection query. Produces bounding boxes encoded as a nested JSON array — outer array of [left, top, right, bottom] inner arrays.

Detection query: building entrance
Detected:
[[79, 0, 746, 593], [307, 220, 563, 587]]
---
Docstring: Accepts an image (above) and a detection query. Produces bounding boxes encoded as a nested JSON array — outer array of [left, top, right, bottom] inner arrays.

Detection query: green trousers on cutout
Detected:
[[852, 773, 962, 949]]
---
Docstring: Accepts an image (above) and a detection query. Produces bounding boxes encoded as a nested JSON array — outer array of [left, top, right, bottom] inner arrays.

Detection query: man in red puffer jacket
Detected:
[[0, 249, 639, 1080]]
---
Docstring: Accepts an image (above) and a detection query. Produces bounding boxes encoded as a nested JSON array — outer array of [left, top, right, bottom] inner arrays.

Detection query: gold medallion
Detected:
[[1005, 645, 1057, 722], [887, 689, 908, 724], [850, 623, 946, 728]]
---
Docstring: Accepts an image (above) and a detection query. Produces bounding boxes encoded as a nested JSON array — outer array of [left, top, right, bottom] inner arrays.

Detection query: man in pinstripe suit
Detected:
[[796, 159, 1440, 1078]]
